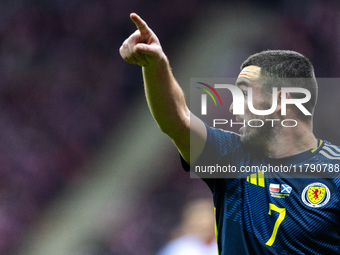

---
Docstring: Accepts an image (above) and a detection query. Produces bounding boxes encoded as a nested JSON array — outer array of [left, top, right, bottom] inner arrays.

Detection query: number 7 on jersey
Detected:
[[266, 203, 286, 246]]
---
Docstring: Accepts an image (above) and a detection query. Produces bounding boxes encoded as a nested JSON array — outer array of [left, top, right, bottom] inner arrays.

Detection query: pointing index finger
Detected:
[[130, 13, 150, 35]]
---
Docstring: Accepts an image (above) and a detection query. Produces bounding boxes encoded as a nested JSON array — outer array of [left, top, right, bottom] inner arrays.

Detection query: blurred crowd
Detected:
[[0, 0, 135, 253], [0, 0, 338, 254]]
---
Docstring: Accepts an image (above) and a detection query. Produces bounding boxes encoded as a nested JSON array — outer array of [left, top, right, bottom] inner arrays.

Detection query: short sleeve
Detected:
[[180, 123, 242, 171], [180, 123, 242, 192]]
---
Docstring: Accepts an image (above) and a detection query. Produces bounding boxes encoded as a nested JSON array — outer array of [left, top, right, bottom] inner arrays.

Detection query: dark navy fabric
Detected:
[[182, 123, 340, 255]]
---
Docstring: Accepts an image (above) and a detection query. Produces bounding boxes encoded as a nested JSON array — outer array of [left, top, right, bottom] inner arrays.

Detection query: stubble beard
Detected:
[[240, 113, 277, 150]]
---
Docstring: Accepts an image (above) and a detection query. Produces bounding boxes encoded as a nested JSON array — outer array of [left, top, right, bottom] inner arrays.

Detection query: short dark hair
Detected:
[[241, 50, 318, 119]]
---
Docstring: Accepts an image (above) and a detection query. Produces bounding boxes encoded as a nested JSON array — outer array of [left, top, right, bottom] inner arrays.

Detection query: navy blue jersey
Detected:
[[182, 124, 340, 255]]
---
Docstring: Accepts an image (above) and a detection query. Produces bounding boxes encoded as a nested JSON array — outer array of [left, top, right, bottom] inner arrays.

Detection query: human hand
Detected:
[[119, 13, 165, 67]]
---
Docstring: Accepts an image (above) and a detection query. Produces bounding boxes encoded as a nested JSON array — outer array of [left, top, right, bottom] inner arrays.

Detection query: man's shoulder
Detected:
[[205, 124, 240, 140], [318, 140, 340, 160], [205, 125, 242, 152], [323, 140, 340, 148], [196, 125, 244, 166]]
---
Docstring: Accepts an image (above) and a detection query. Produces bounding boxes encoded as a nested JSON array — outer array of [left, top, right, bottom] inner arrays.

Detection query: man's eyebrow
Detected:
[[236, 80, 249, 87]]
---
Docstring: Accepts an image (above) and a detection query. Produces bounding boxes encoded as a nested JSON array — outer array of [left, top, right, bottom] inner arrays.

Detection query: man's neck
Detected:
[[263, 121, 318, 159]]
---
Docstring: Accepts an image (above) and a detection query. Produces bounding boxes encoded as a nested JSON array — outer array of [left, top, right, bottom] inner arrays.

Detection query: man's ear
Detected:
[[276, 90, 291, 113], [275, 90, 282, 113]]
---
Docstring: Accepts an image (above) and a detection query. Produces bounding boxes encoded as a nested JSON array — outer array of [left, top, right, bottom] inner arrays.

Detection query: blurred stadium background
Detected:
[[0, 0, 338, 254]]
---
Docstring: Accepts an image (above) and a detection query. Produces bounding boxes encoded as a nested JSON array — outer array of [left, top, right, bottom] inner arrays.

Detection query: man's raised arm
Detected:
[[119, 13, 206, 164]]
